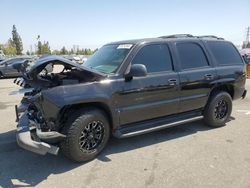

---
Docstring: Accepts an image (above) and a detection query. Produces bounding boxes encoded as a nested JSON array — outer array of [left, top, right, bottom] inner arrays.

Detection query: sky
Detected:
[[0, 0, 249, 52]]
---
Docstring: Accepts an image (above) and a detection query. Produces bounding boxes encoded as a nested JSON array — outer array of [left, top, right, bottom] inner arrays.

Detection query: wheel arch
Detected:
[[206, 84, 234, 107], [210, 84, 234, 99], [59, 102, 115, 131]]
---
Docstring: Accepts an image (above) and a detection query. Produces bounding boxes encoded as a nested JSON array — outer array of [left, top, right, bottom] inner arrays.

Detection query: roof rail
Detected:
[[197, 35, 224, 40], [159, 34, 194, 39]]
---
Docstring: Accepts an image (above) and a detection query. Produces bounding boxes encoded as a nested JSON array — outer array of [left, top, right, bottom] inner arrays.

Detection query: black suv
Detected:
[[15, 35, 247, 162]]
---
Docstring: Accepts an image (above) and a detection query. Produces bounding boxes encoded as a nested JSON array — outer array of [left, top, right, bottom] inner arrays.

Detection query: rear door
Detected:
[[117, 43, 180, 125], [205, 41, 246, 99], [174, 41, 216, 112]]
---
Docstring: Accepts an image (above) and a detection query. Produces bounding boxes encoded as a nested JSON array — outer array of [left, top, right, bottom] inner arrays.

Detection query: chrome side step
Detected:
[[114, 116, 203, 138]]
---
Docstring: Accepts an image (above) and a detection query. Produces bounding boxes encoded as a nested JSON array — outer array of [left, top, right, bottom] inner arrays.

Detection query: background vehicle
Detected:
[[15, 35, 247, 162], [0, 57, 31, 78], [0, 50, 5, 62]]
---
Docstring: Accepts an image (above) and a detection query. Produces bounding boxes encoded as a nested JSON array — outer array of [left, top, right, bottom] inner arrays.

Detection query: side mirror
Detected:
[[125, 64, 147, 81]]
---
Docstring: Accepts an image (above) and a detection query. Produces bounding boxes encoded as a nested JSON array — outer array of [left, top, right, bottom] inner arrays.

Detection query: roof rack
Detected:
[[159, 34, 224, 40], [197, 35, 224, 40], [159, 34, 194, 39]]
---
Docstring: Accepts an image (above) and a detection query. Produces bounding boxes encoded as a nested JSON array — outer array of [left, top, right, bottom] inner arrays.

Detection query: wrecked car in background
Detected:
[[0, 50, 5, 62], [0, 57, 32, 78]]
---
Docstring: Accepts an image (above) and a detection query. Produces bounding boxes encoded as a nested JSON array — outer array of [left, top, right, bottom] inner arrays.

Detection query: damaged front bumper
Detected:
[[15, 104, 64, 155]]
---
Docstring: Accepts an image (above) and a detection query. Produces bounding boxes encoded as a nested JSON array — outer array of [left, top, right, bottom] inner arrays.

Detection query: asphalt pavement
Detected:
[[0, 78, 250, 188]]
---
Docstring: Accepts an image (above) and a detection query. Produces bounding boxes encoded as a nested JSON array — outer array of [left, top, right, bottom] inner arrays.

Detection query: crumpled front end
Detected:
[[15, 95, 65, 155], [16, 112, 59, 155]]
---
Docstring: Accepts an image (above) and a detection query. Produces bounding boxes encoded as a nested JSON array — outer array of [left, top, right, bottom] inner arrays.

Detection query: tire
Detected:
[[203, 91, 232, 127], [0, 71, 3, 78], [60, 108, 110, 162]]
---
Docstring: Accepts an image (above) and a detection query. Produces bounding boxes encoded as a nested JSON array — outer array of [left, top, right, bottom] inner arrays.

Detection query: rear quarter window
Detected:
[[207, 41, 243, 65]]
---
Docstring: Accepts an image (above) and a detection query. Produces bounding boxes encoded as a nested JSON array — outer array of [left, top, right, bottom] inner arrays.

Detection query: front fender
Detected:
[[37, 82, 116, 126]]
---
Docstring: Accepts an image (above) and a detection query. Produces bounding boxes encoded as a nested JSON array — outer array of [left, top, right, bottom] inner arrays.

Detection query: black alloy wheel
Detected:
[[79, 120, 104, 152]]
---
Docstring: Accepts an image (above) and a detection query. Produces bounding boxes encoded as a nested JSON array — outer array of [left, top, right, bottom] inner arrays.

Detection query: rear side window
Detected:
[[132, 44, 172, 73], [207, 41, 243, 65], [176, 43, 209, 69]]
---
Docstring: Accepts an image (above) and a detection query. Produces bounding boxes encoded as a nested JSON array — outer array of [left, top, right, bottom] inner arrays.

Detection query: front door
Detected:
[[117, 43, 180, 125]]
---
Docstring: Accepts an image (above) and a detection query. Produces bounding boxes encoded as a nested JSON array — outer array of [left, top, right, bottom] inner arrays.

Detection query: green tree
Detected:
[[60, 46, 68, 55], [37, 35, 42, 55], [12, 25, 23, 55], [36, 35, 51, 55], [37, 41, 42, 54], [3, 39, 17, 55], [41, 41, 51, 54]]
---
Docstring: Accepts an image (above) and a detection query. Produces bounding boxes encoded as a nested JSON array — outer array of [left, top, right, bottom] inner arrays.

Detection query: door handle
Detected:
[[204, 74, 214, 80], [168, 79, 177, 85]]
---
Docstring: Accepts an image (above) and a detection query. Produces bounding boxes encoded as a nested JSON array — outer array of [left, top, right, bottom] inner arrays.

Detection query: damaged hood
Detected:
[[14, 55, 106, 89], [27, 55, 105, 78]]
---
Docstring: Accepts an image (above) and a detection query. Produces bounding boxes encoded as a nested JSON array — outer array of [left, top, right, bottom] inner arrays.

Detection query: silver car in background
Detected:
[[0, 57, 31, 78]]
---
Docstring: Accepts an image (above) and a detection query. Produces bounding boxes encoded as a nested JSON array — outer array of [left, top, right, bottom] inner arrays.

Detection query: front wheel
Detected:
[[203, 91, 232, 127], [60, 108, 110, 162]]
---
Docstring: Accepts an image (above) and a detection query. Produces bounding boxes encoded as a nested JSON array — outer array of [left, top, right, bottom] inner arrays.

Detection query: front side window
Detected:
[[132, 44, 173, 73], [83, 44, 133, 74], [177, 42, 209, 69]]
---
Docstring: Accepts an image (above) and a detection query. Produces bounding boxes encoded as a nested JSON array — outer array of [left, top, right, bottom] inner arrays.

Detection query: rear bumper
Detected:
[[16, 112, 59, 155], [242, 90, 247, 99], [233, 87, 247, 100]]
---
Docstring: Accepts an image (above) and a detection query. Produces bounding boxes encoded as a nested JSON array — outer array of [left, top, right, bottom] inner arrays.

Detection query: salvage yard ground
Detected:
[[0, 78, 250, 188]]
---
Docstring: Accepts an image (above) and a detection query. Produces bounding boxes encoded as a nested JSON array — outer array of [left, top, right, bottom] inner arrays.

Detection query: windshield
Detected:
[[83, 44, 133, 74]]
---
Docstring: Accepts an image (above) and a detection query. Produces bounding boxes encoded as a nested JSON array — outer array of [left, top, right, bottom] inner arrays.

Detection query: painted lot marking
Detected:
[[236, 110, 250, 115]]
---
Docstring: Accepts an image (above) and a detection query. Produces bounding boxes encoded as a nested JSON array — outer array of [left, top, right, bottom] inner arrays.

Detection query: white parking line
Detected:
[[236, 110, 250, 115]]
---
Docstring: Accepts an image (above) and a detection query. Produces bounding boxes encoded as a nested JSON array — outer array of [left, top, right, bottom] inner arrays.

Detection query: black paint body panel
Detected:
[[32, 38, 246, 135]]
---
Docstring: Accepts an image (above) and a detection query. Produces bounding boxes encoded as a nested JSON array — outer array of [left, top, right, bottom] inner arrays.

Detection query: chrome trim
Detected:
[[118, 116, 203, 138]]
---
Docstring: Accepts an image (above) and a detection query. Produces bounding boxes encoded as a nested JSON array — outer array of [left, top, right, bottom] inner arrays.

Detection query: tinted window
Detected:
[[5, 58, 24, 65], [207, 41, 243, 65], [6, 59, 17, 65], [177, 43, 209, 69], [132, 44, 172, 73]]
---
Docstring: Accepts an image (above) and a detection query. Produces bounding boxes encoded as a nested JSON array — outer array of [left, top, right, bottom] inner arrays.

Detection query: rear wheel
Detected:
[[203, 91, 232, 127], [0, 72, 3, 78], [60, 108, 110, 162]]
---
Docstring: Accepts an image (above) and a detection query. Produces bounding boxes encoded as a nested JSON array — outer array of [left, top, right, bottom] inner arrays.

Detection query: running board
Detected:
[[114, 115, 203, 138]]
